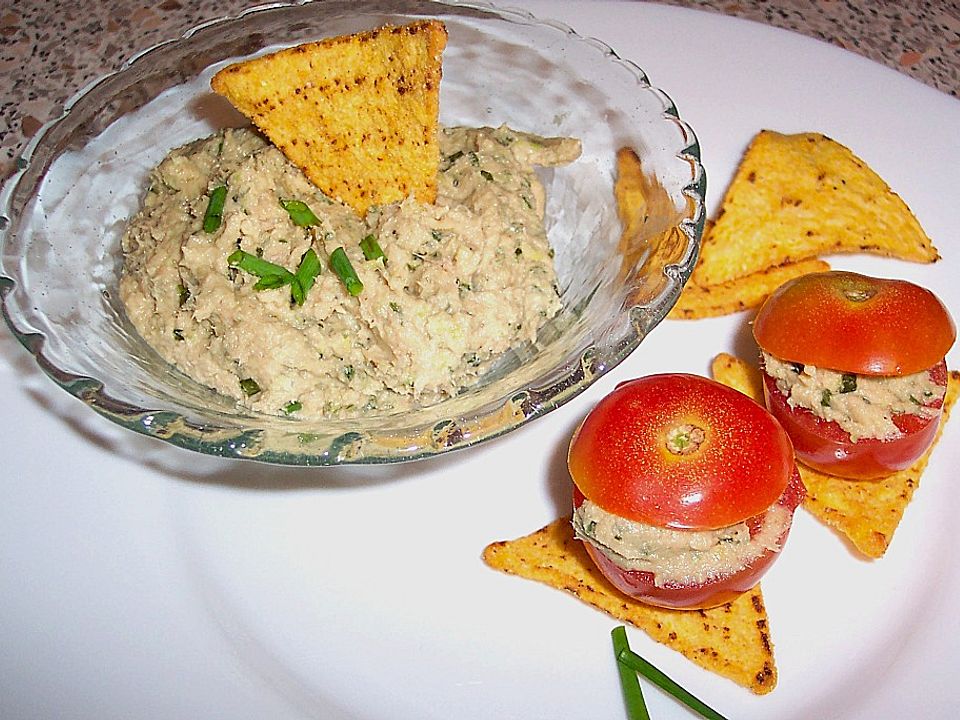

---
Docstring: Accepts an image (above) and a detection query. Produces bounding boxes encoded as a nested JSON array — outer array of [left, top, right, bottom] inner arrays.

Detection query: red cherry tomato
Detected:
[[573, 470, 805, 609], [761, 360, 947, 479], [568, 374, 795, 529], [753, 271, 955, 376]]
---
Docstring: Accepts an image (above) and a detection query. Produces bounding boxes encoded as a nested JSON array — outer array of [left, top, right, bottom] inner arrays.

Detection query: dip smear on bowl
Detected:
[[119, 124, 580, 419]]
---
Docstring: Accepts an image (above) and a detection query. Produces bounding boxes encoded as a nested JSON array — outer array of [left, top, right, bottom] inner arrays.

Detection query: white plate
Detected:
[[2, 2, 958, 718]]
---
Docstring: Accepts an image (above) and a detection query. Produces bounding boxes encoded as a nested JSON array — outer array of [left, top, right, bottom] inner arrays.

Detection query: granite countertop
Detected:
[[1, 0, 958, 184]]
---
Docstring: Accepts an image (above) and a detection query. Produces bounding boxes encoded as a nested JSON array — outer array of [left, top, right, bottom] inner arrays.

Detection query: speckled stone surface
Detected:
[[1, 0, 958, 183]]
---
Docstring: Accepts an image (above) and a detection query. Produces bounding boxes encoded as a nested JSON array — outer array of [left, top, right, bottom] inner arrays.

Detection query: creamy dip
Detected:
[[572, 499, 789, 588], [120, 125, 580, 418], [761, 351, 945, 442]]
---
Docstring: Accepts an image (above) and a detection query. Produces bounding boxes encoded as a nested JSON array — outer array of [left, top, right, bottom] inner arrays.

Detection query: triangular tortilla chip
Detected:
[[483, 519, 777, 694], [669, 257, 831, 319], [694, 131, 939, 286], [710, 353, 959, 558], [211, 20, 447, 215]]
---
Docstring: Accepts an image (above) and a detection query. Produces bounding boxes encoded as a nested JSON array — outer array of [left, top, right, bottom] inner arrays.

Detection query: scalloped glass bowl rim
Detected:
[[0, 0, 705, 466]]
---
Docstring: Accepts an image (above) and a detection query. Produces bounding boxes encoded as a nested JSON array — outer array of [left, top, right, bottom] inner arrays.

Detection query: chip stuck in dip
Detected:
[[568, 374, 805, 609], [754, 271, 956, 480]]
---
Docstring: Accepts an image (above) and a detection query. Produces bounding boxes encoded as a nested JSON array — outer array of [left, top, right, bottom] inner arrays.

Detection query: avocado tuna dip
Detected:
[[119, 125, 580, 419]]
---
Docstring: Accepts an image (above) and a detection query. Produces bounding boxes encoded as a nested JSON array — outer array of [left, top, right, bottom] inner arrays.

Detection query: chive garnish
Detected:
[[283, 400, 302, 415], [229, 248, 321, 306], [228, 249, 294, 283], [360, 234, 385, 262], [254, 274, 292, 291], [611, 627, 649, 720], [239, 378, 261, 396], [281, 199, 321, 227], [293, 248, 322, 303], [840, 373, 857, 393], [203, 185, 227, 233], [613, 626, 729, 720], [330, 247, 363, 296], [229, 250, 295, 294], [821, 389, 833, 407]]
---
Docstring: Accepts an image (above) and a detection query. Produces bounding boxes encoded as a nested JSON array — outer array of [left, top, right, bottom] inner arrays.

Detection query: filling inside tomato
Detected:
[[760, 350, 945, 442], [571, 468, 804, 610], [572, 497, 790, 589]]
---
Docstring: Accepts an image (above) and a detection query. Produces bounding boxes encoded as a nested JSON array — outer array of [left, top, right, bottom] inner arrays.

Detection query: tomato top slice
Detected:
[[567, 374, 795, 530], [753, 271, 955, 376]]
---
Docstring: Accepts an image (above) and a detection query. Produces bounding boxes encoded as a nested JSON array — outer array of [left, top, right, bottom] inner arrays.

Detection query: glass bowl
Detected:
[[0, 0, 704, 465]]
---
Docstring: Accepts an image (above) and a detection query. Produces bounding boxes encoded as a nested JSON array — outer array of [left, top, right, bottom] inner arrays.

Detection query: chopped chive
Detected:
[[202, 185, 228, 233], [840, 373, 857, 394], [293, 248, 322, 303], [611, 627, 649, 720], [614, 632, 729, 720], [229, 248, 324, 305], [228, 249, 294, 283], [173, 328, 184, 342], [239, 378, 261, 396], [821, 389, 833, 407], [330, 247, 363, 296], [253, 274, 292, 291], [283, 400, 302, 415], [177, 283, 190, 307], [480, 169, 494, 182], [281, 199, 321, 227], [360, 234, 385, 262]]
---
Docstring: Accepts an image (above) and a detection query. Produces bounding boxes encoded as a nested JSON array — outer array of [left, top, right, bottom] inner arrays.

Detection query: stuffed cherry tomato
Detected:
[[754, 271, 955, 480], [568, 374, 804, 610]]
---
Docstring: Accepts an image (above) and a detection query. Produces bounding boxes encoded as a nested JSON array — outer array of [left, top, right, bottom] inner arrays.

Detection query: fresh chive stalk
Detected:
[[329, 247, 363, 296], [613, 629, 729, 720], [360, 234, 385, 262], [611, 627, 649, 720], [281, 199, 321, 227], [203, 185, 228, 233]]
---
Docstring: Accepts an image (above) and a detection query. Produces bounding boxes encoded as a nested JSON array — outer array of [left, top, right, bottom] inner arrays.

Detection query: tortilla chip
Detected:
[[669, 257, 831, 319], [801, 374, 959, 557], [614, 147, 695, 309], [710, 352, 765, 401], [483, 519, 778, 694], [614, 147, 649, 260], [693, 131, 939, 286], [710, 353, 959, 558], [211, 20, 447, 216]]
